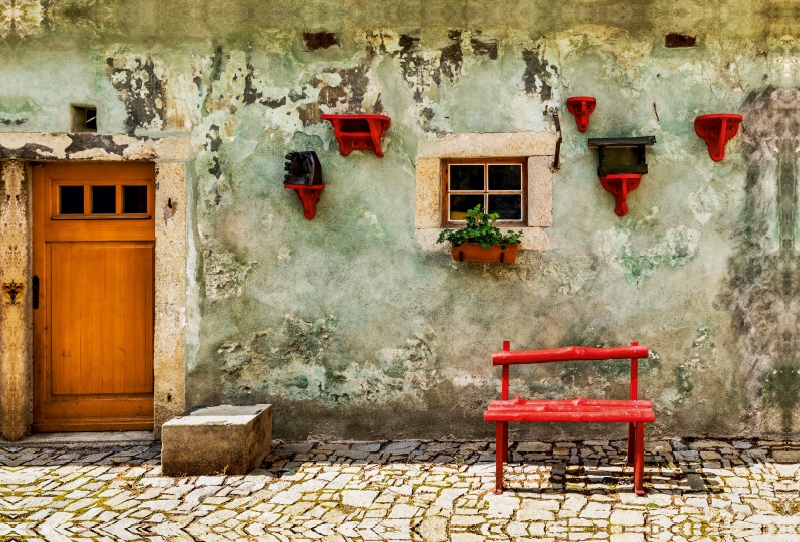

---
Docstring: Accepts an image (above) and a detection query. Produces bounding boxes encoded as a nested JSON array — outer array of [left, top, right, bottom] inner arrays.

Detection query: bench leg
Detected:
[[502, 421, 509, 464], [626, 422, 635, 466], [495, 422, 504, 494], [634, 422, 645, 495]]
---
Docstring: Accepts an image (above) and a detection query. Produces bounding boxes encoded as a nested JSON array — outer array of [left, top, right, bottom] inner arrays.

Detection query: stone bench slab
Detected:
[[161, 404, 273, 476]]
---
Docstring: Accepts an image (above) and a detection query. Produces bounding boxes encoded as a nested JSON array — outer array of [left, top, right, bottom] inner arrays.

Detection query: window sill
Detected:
[[416, 227, 548, 253]]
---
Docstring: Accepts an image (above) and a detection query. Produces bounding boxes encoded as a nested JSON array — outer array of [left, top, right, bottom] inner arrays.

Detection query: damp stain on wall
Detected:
[[215, 315, 441, 406], [718, 88, 800, 436], [106, 55, 166, 135]]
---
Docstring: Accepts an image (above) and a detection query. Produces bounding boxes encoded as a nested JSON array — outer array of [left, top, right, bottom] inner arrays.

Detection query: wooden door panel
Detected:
[[48, 242, 154, 396], [33, 162, 156, 432]]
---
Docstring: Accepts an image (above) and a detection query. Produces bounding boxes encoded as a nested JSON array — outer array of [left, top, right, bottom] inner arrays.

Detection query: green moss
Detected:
[[674, 366, 694, 404]]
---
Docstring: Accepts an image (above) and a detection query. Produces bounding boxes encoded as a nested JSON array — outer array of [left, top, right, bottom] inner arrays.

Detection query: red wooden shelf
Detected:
[[284, 184, 324, 220], [600, 173, 642, 216], [321, 114, 391, 157], [694, 114, 743, 161], [566, 96, 597, 132]]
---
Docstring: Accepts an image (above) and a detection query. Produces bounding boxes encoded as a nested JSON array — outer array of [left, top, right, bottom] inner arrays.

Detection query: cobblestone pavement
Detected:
[[1, 438, 799, 541]]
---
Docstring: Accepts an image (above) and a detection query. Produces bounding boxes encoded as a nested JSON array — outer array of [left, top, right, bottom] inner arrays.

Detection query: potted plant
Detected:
[[437, 205, 524, 263]]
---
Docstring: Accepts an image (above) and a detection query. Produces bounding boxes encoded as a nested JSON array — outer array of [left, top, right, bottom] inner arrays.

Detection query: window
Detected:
[[442, 158, 526, 226], [53, 181, 152, 219], [415, 131, 556, 252]]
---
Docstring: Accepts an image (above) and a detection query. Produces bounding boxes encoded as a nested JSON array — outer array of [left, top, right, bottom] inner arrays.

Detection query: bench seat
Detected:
[[485, 396, 655, 423]]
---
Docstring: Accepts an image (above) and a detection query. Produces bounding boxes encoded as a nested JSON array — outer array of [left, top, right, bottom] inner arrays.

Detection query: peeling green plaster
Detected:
[[201, 243, 254, 301], [600, 223, 700, 282]]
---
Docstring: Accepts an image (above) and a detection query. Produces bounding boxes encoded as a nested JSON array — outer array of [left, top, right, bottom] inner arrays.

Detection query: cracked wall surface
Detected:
[[2, 0, 800, 440]]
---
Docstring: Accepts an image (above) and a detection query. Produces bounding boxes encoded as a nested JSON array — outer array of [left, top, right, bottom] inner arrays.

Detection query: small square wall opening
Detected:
[[71, 105, 97, 132]]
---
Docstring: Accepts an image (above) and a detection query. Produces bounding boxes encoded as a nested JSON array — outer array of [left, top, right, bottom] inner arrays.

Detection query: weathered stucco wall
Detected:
[[2, 0, 799, 440]]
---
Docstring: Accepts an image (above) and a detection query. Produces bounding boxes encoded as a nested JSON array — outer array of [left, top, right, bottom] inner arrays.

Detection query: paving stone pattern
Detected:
[[1, 438, 799, 541]]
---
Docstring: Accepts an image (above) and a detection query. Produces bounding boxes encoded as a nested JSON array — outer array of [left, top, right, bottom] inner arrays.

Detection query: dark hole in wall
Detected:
[[71, 105, 98, 132], [303, 32, 340, 51], [665, 33, 697, 48]]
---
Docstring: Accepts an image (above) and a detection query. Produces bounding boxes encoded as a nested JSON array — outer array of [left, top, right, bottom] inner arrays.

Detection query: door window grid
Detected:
[[442, 159, 526, 226], [53, 181, 151, 219]]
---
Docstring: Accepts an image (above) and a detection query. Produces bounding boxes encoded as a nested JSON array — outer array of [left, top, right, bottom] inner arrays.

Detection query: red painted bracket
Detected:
[[566, 96, 597, 132], [321, 114, 391, 157], [284, 184, 324, 220], [694, 114, 743, 162], [600, 173, 641, 216]]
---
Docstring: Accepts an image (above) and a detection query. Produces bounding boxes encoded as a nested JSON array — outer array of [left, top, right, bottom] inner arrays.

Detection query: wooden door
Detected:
[[33, 163, 155, 431]]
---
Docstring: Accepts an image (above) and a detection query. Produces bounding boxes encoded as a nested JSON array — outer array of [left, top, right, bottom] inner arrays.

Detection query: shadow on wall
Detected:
[[719, 87, 800, 436]]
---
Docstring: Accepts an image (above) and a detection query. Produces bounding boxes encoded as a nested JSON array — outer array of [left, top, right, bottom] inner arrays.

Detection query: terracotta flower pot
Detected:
[[451, 243, 519, 263]]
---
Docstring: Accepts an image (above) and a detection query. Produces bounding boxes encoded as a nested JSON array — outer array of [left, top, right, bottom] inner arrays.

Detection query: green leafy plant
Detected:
[[437, 205, 524, 249]]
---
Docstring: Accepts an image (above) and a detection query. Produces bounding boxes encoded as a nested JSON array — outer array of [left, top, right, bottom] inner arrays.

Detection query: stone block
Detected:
[[773, 449, 800, 463], [161, 404, 272, 476]]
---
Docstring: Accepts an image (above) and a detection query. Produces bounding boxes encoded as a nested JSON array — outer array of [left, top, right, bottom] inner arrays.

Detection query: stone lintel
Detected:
[[417, 131, 558, 158], [0, 132, 190, 162]]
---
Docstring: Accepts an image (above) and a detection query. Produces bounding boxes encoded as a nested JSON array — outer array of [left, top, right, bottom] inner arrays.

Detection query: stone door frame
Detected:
[[0, 132, 189, 440]]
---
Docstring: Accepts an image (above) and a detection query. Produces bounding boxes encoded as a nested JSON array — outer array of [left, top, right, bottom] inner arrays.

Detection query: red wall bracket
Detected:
[[321, 114, 391, 157], [694, 114, 743, 162], [566, 96, 597, 132], [284, 184, 324, 220], [601, 174, 641, 216]]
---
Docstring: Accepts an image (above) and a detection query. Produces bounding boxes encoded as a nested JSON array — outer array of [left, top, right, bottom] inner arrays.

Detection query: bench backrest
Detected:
[[493, 341, 649, 401]]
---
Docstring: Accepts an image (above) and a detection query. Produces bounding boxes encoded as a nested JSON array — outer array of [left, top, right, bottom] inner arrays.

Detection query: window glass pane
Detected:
[[449, 194, 484, 220], [91, 185, 116, 214], [488, 164, 522, 191], [488, 194, 522, 220], [449, 164, 484, 191], [60, 186, 84, 214], [123, 186, 148, 214]]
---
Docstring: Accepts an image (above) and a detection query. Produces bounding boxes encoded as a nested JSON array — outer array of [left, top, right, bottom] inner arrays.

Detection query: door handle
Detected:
[[32, 275, 39, 309]]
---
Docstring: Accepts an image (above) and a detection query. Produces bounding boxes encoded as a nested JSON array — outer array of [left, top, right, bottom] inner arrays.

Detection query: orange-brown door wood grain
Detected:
[[33, 163, 155, 432]]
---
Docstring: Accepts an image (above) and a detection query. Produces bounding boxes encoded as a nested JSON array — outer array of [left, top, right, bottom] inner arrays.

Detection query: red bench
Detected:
[[484, 341, 654, 495]]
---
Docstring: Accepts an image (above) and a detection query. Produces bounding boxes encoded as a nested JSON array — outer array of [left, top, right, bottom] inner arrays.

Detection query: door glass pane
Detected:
[[450, 194, 484, 220], [488, 194, 522, 220], [59, 186, 84, 214], [91, 186, 116, 214], [123, 186, 148, 214], [488, 164, 522, 190], [449, 165, 485, 191]]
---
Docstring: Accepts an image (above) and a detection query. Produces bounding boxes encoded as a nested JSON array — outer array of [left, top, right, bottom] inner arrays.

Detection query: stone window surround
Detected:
[[0, 132, 189, 441], [415, 131, 558, 252]]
